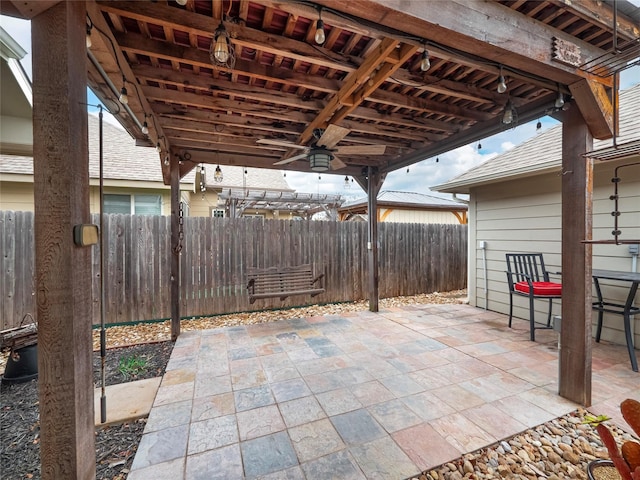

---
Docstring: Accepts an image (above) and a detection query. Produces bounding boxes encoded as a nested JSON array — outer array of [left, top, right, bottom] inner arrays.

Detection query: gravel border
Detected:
[[410, 408, 634, 480]]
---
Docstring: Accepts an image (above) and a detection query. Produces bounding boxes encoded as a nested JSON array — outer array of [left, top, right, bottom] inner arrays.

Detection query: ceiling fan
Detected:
[[257, 124, 386, 171]]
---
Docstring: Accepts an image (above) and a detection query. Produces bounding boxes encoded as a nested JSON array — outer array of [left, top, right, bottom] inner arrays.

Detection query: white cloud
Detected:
[[501, 141, 516, 152]]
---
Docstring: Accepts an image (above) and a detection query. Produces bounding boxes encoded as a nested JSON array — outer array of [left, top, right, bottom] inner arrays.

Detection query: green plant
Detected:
[[585, 399, 640, 480], [117, 355, 148, 380]]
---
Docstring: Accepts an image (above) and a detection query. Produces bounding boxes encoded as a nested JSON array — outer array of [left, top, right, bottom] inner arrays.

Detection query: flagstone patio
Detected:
[[127, 304, 639, 480]]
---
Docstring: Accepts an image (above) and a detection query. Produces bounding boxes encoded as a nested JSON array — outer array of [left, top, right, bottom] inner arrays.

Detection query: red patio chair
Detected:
[[505, 253, 562, 341]]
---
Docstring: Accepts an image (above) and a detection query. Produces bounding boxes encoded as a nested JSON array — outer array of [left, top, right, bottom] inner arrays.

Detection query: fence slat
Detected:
[[0, 212, 467, 328]]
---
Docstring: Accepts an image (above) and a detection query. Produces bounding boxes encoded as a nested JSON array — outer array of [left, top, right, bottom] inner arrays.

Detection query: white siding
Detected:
[[469, 156, 640, 348]]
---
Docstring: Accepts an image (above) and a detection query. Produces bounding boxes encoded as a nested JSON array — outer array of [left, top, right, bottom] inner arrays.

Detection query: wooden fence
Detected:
[[0, 211, 467, 329]]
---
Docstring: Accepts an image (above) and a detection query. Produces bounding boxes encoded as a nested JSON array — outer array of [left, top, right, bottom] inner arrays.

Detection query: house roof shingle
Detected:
[[340, 190, 467, 210], [433, 84, 640, 193], [1, 114, 292, 191]]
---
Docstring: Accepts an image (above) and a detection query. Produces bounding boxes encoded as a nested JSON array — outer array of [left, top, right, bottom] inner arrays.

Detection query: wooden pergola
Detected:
[[1, 1, 638, 478]]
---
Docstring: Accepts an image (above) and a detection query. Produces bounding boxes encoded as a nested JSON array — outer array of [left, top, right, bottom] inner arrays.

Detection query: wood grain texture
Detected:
[[559, 106, 594, 407], [31, 2, 95, 478]]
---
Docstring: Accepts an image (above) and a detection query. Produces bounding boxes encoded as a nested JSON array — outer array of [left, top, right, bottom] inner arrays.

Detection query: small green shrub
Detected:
[[117, 355, 148, 380]]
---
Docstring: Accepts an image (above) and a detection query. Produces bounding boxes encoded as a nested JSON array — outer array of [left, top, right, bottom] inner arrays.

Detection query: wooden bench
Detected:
[[246, 264, 325, 304], [505, 253, 562, 341]]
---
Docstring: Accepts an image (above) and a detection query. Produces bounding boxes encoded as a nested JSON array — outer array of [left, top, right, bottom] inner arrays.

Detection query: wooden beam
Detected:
[[31, 2, 96, 479], [569, 79, 614, 140], [299, 37, 400, 144], [323, 0, 612, 86], [366, 167, 383, 312], [170, 154, 180, 341], [551, 0, 640, 41], [331, 43, 420, 125], [559, 105, 593, 406]]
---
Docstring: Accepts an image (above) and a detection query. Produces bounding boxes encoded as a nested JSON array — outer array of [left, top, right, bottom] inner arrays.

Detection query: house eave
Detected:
[[432, 163, 562, 194]]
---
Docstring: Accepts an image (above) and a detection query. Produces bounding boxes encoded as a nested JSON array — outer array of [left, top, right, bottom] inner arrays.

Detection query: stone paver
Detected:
[[128, 304, 638, 479]]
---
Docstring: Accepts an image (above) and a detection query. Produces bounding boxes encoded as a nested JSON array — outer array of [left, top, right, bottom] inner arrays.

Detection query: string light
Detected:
[[555, 86, 565, 109], [502, 100, 515, 124], [199, 164, 207, 192], [315, 7, 326, 45], [420, 47, 431, 72], [119, 75, 128, 105], [86, 23, 93, 49], [175, 0, 187, 5], [536, 119, 542, 131], [214, 165, 223, 182], [344, 176, 350, 188], [497, 66, 507, 94], [435, 157, 439, 163], [141, 115, 149, 135], [477, 142, 482, 150]]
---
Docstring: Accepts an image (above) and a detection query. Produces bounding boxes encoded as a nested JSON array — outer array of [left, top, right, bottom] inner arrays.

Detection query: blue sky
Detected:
[[1, 13, 638, 199]]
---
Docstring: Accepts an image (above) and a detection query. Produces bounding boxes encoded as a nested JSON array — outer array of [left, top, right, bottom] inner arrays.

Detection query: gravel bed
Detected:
[[411, 408, 633, 480]]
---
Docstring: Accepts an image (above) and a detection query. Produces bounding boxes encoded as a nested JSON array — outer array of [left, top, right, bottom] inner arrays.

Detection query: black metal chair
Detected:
[[505, 253, 562, 341]]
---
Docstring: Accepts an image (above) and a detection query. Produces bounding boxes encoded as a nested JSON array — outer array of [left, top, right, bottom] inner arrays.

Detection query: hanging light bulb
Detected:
[[477, 142, 482, 150], [214, 27, 230, 63], [163, 155, 169, 166], [86, 24, 93, 49], [555, 90, 565, 109], [176, 0, 188, 5], [199, 164, 207, 192], [118, 75, 129, 104], [536, 119, 542, 131], [435, 157, 439, 163], [420, 49, 431, 72], [214, 165, 223, 182], [156, 142, 162, 153], [502, 102, 514, 124], [315, 18, 326, 45], [344, 176, 350, 188], [141, 119, 149, 135], [497, 67, 507, 94]]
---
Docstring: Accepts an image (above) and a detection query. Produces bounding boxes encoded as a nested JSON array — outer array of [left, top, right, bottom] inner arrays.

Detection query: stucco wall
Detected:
[[468, 157, 640, 348]]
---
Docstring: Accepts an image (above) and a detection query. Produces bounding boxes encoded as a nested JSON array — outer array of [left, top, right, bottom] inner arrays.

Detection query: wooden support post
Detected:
[[170, 155, 181, 340], [367, 167, 382, 312], [559, 106, 594, 406], [31, 3, 96, 479]]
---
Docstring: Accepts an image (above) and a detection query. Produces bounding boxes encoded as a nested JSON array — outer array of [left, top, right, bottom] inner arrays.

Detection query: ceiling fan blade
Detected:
[[317, 124, 350, 149], [331, 155, 347, 170], [257, 138, 306, 149], [336, 144, 387, 155], [273, 153, 308, 165]]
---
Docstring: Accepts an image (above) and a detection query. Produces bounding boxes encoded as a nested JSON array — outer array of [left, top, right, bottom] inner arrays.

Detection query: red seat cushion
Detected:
[[514, 281, 562, 296]]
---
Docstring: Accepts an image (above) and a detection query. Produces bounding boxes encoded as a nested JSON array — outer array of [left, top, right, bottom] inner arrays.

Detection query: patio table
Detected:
[[592, 269, 640, 372]]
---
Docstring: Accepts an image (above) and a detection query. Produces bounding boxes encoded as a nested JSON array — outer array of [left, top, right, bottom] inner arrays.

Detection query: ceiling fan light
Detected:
[[315, 19, 326, 45], [309, 149, 332, 172]]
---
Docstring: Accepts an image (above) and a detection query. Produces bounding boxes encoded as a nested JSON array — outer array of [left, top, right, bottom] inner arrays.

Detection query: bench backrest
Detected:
[[505, 253, 551, 287], [247, 264, 316, 293]]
